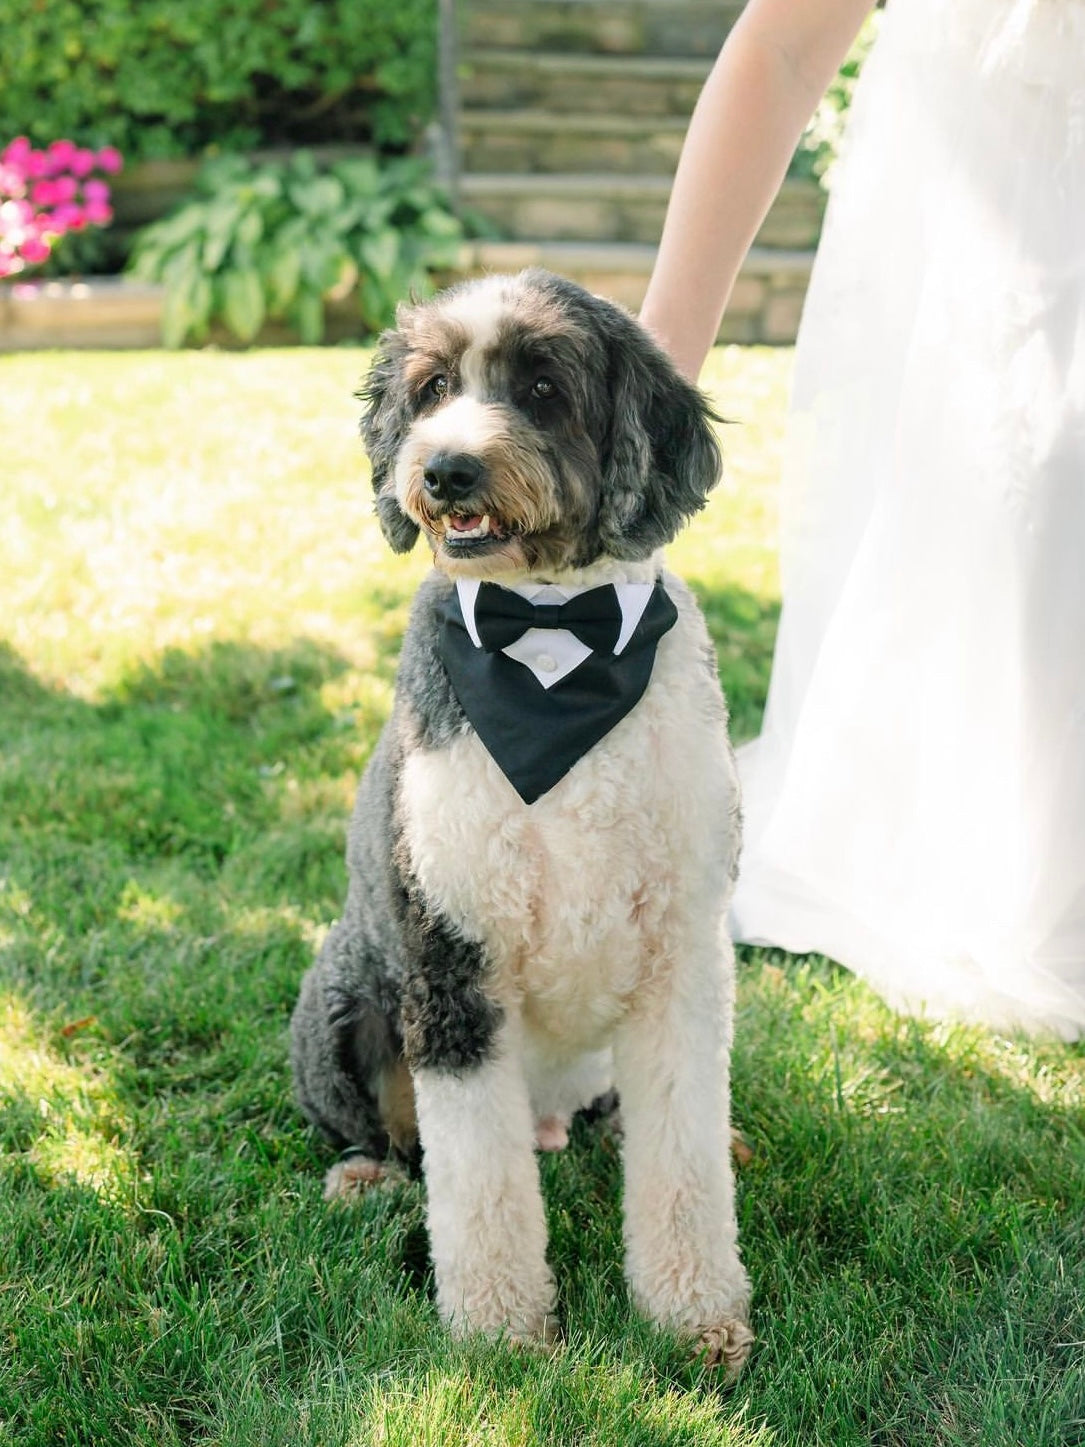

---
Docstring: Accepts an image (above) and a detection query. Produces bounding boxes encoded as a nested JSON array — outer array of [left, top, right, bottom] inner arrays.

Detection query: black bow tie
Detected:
[[437, 578, 679, 802], [473, 582, 624, 654]]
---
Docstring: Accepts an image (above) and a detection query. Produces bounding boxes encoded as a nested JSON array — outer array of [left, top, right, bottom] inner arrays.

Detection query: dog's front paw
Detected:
[[693, 1317, 755, 1378], [439, 1260, 559, 1350], [445, 1290, 561, 1348]]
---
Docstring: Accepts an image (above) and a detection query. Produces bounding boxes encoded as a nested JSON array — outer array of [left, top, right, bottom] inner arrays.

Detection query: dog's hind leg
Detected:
[[613, 926, 753, 1375], [290, 952, 418, 1198]]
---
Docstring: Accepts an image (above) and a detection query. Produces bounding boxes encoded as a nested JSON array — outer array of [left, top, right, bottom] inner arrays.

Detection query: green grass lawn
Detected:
[[2, 347, 1083, 1447]]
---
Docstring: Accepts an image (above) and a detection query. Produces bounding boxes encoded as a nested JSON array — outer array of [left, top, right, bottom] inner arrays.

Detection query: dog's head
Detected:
[[358, 269, 721, 577]]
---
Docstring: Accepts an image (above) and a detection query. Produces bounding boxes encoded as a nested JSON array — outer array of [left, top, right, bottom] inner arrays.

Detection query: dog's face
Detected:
[[359, 269, 721, 577]]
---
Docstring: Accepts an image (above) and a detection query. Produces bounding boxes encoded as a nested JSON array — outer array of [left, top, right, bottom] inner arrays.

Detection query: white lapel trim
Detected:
[[454, 577, 658, 689]]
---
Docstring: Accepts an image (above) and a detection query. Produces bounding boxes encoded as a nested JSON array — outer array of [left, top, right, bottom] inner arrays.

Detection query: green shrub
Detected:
[[128, 151, 466, 347], [0, 0, 436, 163], [790, 10, 881, 186]]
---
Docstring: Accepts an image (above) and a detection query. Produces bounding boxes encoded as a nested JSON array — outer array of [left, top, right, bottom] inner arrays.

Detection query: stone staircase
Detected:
[[451, 0, 822, 344]]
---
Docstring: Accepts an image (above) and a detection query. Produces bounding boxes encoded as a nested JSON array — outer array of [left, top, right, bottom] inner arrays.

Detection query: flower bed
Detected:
[[0, 137, 121, 278]]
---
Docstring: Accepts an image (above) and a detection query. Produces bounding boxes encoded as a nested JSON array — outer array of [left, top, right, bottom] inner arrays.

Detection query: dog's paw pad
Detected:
[[694, 1318, 754, 1378], [323, 1155, 398, 1201]]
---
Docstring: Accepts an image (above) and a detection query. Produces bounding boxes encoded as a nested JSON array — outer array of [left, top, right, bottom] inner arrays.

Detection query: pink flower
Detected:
[[19, 236, 51, 264], [83, 178, 110, 204], [71, 148, 97, 178], [96, 146, 123, 174], [50, 202, 85, 232], [53, 175, 78, 203], [25, 150, 48, 179], [2, 136, 31, 169], [46, 139, 76, 173], [0, 197, 34, 232], [0, 252, 22, 278], [31, 179, 60, 208], [0, 164, 27, 198], [83, 199, 113, 226]]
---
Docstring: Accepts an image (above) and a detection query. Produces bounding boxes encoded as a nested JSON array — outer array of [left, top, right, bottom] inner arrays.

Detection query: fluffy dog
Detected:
[[290, 269, 752, 1371]]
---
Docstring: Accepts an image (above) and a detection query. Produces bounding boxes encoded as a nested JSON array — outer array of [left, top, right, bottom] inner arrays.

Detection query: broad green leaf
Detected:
[[202, 230, 231, 272], [250, 172, 283, 201], [264, 246, 301, 315], [358, 228, 400, 282], [187, 274, 213, 338], [288, 174, 345, 217], [236, 209, 264, 247], [418, 207, 462, 239], [161, 239, 203, 287], [300, 237, 348, 293], [160, 287, 193, 349], [220, 268, 266, 342], [331, 156, 380, 195], [137, 206, 205, 253], [292, 287, 324, 344]]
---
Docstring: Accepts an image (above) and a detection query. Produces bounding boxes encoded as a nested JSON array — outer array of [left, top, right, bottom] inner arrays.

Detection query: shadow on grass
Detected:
[[728, 949, 1085, 1445], [1, 629, 408, 1205]]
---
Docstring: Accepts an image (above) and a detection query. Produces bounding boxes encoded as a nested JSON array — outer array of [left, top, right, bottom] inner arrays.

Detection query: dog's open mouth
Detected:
[[439, 511, 512, 552]]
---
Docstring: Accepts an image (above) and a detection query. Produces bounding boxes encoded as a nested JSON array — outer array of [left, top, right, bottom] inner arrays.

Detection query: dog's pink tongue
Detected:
[[448, 515, 483, 532]]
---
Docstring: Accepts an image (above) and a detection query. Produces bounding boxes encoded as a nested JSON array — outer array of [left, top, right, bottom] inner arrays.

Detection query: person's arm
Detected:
[[639, 0, 874, 379]]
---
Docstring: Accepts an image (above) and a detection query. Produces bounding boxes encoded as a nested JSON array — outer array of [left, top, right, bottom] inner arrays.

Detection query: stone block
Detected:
[[726, 274, 766, 317], [0, 278, 163, 350], [762, 290, 808, 344]]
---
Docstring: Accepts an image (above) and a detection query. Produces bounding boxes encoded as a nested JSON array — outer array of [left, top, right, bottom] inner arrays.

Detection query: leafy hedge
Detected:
[[0, 0, 437, 163]]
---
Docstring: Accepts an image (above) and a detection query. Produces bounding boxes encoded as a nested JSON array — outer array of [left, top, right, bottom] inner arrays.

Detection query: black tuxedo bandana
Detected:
[[435, 580, 678, 804]]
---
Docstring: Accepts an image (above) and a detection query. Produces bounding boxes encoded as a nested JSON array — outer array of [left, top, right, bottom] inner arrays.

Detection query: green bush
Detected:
[[790, 10, 881, 186], [0, 0, 436, 163], [128, 151, 466, 346]]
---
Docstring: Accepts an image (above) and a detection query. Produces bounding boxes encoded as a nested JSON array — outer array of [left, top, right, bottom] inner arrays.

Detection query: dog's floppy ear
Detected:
[[595, 300, 721, 559], [357, 324, 420, 554]]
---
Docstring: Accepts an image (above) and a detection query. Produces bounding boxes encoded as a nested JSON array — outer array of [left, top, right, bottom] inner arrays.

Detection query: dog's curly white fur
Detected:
[[290, 269, 752, 1368]]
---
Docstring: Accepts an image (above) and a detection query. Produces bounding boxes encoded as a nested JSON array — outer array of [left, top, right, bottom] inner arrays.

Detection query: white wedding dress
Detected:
[[731, 0, 1085, 1039]]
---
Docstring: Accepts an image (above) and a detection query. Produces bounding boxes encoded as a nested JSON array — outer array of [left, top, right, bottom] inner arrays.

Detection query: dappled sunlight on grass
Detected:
[[0, 994, 136, 1204], [116, 880, 187, 931], [350, 1353, 767, 1447], [357, 1370, 536, 1447]]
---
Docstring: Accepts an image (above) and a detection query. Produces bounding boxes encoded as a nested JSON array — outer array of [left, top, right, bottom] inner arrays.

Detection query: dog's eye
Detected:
[[424, 374, 450, 402], [531, 377, 557, 400]]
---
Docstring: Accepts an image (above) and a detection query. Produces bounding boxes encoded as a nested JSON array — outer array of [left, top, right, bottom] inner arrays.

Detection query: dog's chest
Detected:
[[398, 613, 736, 1043]]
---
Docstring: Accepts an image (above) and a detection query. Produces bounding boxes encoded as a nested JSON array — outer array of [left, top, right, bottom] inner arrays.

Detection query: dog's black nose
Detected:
[[422, 453, 485, 502]]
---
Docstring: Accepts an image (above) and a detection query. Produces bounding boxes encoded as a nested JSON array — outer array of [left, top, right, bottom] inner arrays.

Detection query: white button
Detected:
[[535, 653, 558, 673]]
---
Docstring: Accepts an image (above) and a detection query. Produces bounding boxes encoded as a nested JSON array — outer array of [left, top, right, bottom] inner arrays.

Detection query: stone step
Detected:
[[460, 173, 826, 250], [461, 0, 737, 58], [455, 239, 814, 346], [460, 108, 688, 175], [460, 49, 711, 117]]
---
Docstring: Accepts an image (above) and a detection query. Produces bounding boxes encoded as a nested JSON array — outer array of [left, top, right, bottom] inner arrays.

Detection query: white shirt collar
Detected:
[[454, 577, 657, 689]]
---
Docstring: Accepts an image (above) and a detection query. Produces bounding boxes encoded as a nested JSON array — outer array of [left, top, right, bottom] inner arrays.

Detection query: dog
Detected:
[[290, 269, 752, 1372]]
